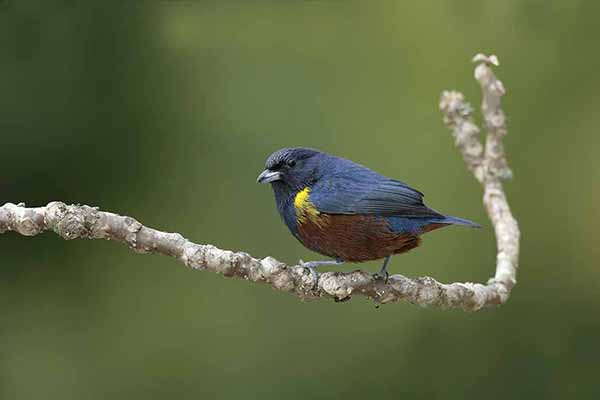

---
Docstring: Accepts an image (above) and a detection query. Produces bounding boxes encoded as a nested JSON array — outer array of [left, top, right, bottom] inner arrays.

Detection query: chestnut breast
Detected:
[[293, 188, 421, 262]]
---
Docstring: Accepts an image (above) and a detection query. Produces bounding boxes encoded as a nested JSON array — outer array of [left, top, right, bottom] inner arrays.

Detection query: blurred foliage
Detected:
[[1, 1, 599, 399]]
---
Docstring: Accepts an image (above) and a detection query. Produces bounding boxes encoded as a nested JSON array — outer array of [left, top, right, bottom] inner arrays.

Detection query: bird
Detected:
[[257, 147, 480, 285]]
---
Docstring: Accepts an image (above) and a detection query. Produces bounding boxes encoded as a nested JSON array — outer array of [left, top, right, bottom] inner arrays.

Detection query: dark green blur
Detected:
[[1, 1, 598, 399]]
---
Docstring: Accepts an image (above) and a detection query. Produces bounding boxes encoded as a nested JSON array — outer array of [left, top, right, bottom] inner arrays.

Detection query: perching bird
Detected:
[[257, 147, 480, 284]]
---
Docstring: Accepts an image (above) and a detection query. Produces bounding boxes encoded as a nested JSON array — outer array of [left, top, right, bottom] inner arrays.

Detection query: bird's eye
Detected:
[[287, 160, 296, 168]]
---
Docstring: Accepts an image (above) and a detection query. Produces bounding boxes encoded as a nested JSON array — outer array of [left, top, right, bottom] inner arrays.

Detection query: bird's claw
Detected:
[[372, 271, 389, 284], [300, 260, 319, 290]]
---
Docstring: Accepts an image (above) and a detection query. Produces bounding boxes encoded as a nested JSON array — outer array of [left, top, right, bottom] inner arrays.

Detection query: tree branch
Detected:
[[0, 53, 520, 310]]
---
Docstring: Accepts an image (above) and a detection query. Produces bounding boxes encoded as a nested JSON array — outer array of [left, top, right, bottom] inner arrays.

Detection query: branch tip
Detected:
[[472, 53, 500, 66]]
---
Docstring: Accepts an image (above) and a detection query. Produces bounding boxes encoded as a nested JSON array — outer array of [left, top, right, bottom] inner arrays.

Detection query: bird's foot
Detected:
[[373, 255, 391, 284], [299, 258, 344, 290], [299, 260, 319, 290], [372, 270, 389, 284]]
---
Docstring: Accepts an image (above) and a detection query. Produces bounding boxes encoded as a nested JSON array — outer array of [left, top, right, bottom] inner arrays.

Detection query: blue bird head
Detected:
[[257, 147, 324, 193]]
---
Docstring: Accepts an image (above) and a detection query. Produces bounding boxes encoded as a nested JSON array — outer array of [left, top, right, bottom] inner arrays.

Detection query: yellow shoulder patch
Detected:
[[294, 187, 320, 224]]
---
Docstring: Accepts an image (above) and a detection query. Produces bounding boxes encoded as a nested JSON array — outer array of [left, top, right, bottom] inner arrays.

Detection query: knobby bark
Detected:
[[0, 54, 519, 310]]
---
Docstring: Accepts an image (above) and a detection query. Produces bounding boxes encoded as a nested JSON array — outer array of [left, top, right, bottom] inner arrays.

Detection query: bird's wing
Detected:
[[310, 165, 442, 218]]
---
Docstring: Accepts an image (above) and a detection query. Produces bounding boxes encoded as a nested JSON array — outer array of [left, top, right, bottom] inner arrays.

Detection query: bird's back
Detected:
[[309, 155, 442, 219]]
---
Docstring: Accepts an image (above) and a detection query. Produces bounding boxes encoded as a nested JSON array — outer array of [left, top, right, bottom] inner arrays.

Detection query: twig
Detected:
[[0, 53, 519, 310], [439, 53, 520, 307]]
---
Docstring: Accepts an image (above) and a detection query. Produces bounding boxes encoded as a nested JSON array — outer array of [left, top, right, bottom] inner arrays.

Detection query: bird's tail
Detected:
[[441, 215, 482, 228]]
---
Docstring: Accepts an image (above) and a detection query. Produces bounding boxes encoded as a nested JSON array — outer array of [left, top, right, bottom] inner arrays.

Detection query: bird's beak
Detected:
[[257, 169, 281, 184]]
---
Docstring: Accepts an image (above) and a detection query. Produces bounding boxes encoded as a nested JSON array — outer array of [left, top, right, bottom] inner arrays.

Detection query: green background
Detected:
[[1, 1, 598, 399]]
